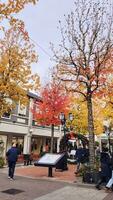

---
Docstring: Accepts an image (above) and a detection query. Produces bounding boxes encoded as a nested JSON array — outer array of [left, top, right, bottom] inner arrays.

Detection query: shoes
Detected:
[[96, 185, 101, 190], [8, 177, 14, 180], [105, 186, 110, 190], [105, 186, 112, 193], [10, 178, 14, 181]]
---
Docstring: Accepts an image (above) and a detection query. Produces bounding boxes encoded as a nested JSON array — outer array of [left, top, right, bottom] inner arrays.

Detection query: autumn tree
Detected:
[[103, 79, 113, 117], [0, 0, 38, 19], [67, 96, 88, 134], [0, 0, 38, 33], [51, 0, 113, 170], [0, 0, 39, 116], [92, 74, 113, 134], [0, 20, 40, 117], [70, 96, 107, 136], [33, 82, 70, 153]]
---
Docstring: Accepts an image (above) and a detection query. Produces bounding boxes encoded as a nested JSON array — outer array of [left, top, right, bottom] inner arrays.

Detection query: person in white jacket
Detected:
[[106, 152, 113, 190]]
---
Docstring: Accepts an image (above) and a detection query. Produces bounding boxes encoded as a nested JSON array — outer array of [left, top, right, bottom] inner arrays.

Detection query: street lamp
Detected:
[[59, 112, 74, 150], [59, 112, 74, 171], [59, 112, 66, 136], [68, 113, 74, 130], [68, 113, 74, 121], [59, 112, 74, 134]]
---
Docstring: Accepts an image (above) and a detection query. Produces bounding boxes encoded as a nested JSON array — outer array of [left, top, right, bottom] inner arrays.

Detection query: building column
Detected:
[[57, 125, 63, 153], [25, 98, 33, 154], [23, 134, 32, 154], [57, 137, 61, 153], [0, 135, 7, 157], [7, 135, 12, 151]]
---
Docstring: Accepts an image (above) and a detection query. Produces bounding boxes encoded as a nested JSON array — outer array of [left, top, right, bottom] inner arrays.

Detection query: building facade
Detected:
[[0, 92, 61, 159]]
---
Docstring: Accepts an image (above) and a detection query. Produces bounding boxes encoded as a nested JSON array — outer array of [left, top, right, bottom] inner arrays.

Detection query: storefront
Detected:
[[101, 134, 113, 153]]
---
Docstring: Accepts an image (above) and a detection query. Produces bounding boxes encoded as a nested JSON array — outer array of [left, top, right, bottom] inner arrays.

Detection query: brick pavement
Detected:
[[15, 164, 76, 183], [0, 164, 113, 200]]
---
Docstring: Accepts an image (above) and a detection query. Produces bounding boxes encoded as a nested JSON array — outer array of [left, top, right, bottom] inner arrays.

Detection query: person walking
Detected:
[[6, 143, 20, 180], [82, 145, 89, 165], [106, 152, 113, 191], [96, 147, 111, 190], [75, 144, 84, 174]]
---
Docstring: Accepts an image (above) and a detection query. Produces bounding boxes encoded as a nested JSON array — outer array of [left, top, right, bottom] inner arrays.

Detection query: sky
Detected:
[[18, 0, 75, 84]]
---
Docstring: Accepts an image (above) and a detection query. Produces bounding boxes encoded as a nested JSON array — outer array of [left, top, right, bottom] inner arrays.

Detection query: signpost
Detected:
[[34, 153, 65, 177]]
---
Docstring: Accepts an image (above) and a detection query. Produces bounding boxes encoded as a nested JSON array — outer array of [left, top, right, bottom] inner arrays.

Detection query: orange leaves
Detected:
[[33, 83, 70, 126], [17, 20, 29, 41], [0, 0, 38, 17], [0, 20, 39, 117], [0, 0, 39, 117]]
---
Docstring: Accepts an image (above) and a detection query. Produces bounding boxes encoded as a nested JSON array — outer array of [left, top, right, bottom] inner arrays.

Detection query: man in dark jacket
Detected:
[[75, 144, 85, 174], [96, 147, 111, 190], [6, 143, 20, 180]]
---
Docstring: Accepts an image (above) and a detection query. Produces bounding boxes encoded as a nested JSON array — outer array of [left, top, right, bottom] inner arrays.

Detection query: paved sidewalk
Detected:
[[15, 164, 77, 183], [34, 186, 107, 200], [0, 165, 113, 200], [0, 172, 68, 200]]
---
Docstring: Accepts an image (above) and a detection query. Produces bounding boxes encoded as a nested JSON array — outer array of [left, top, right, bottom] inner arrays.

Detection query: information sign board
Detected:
[[38, 153, 63, 165], [34, 153, 65, 177]]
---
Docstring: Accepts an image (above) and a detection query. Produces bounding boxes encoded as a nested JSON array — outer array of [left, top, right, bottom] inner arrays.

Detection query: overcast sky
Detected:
[[18, 0, 75, 84]]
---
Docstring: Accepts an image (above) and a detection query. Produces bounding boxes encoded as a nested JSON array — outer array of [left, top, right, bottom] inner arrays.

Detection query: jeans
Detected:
[[8, 161, 16, 178], [76, 162, 81, 172], [106, 170, 113, 188]]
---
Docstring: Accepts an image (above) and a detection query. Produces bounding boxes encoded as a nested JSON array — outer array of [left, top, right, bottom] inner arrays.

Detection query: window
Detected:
[[2, 111, 11, 119], [18, 102, 27, 116]]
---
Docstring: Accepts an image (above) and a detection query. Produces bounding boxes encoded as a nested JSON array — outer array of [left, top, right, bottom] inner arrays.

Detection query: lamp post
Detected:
[[59, 112, 66, 137], [59, 112, 74, 150], [68, 113, 74, 130]]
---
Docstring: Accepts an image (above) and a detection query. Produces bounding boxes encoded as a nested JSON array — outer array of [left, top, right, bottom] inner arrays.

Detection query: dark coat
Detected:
[[100, 152, 111, 178], [6, 147, 19, 162], [75, 147, 85, 163], [109, 154, 113, 170], [82, 148, 89, 163]]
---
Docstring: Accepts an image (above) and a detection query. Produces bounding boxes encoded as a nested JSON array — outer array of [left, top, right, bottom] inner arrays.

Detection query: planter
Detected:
[[83, 171, 100, 184]]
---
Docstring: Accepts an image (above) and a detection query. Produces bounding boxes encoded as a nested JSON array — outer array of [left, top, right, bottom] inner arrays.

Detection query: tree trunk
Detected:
[[87, 94, 95, 171], [50, 124, 54, 153]]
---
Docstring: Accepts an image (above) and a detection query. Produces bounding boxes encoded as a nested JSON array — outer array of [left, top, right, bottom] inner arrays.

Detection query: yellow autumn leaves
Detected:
[[0, 0, 39, 117]]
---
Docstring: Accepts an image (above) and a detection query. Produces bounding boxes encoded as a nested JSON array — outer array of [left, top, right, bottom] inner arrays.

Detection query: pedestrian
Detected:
[[6, 143, 20, 180], [106, 152, 113, 191], [96, 147, 111, 190], [75, 144, 84, 174], [82, 145, 89, 165]]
